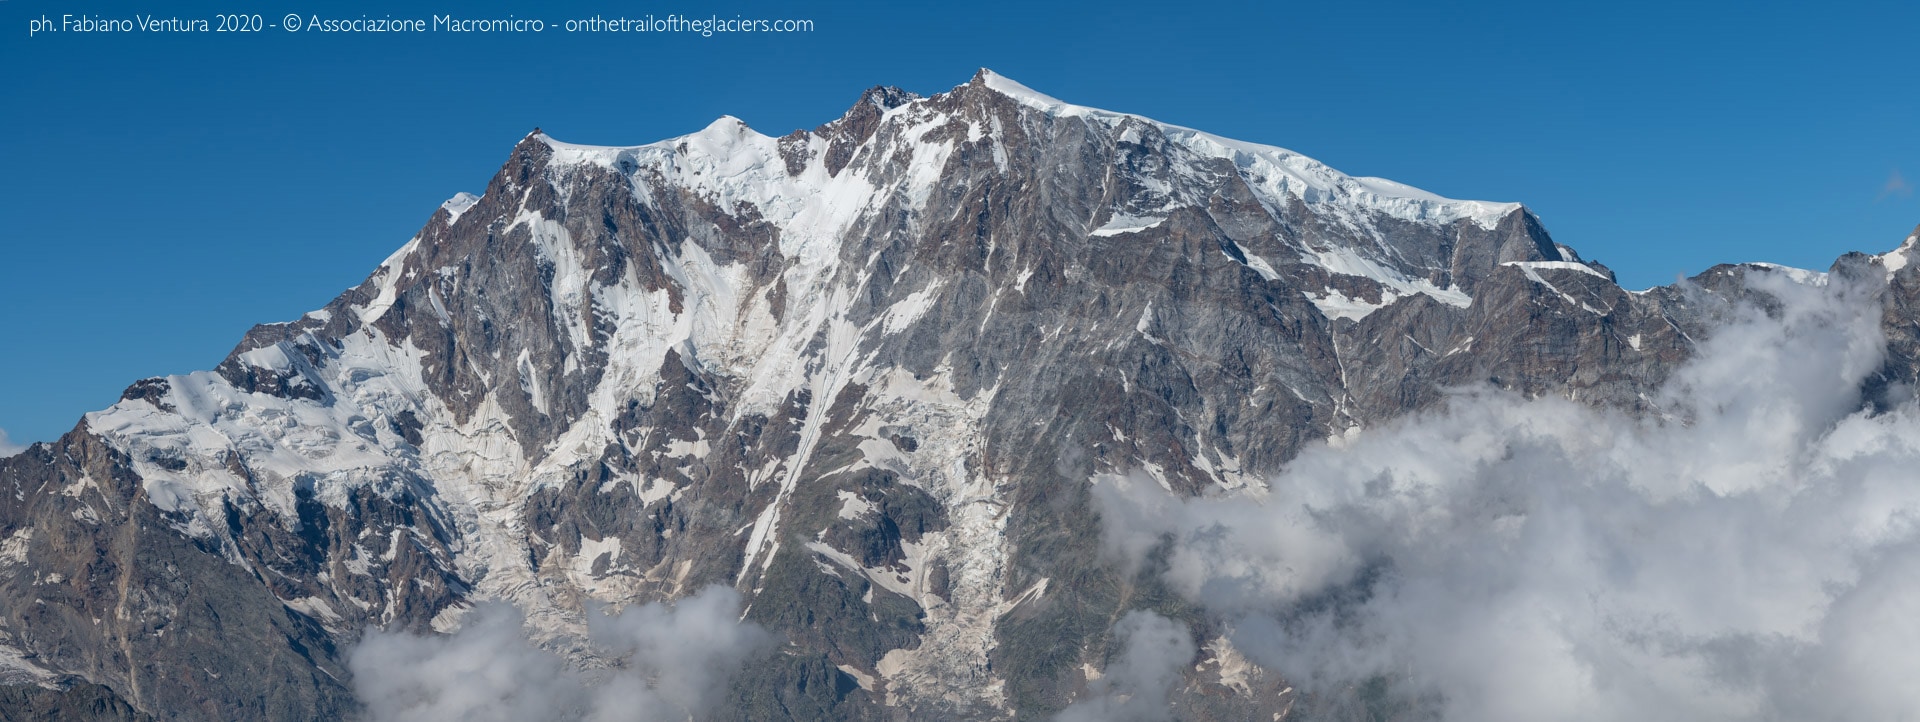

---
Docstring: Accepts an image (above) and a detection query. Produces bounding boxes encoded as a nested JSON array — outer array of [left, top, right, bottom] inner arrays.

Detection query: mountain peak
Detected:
[[858, 84, 920, 112], [14, 68, 1910, 722], [815, 85, 919, 135], [947, 71, 1526, 232], [808, 85, 919, 176], [968, 68, 1066, 110]]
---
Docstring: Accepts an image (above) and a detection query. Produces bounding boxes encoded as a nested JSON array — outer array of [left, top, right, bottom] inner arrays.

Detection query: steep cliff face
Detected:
[[1, 70, 1914, 720]]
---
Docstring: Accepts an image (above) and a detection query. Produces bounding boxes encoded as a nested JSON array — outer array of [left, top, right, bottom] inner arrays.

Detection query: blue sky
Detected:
[[2, 0, 1916, 445]]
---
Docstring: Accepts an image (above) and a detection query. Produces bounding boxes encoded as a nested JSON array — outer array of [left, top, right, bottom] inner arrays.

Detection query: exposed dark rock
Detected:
[[3, 73, 1912, 722]]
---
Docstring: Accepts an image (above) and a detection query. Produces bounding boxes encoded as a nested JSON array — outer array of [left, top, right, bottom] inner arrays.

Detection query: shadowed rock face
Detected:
[[2, 70, 1915, 721]]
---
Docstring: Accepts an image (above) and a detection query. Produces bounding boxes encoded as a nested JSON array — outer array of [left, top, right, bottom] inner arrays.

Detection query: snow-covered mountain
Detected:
[[3, 70, 1918, 721]]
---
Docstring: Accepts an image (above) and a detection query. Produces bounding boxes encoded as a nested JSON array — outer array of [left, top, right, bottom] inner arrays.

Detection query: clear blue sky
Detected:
[[2, 0, 1916, 445]]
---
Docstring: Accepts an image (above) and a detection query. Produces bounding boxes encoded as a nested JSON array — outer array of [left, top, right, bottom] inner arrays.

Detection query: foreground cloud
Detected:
[[1096, 271, 1920, 720], [1054, 611, 1194, 722], [349, 586, 771, 722]]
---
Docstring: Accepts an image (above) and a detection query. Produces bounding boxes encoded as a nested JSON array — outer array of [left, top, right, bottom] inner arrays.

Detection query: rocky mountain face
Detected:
[[2, 69, 1916, 721]]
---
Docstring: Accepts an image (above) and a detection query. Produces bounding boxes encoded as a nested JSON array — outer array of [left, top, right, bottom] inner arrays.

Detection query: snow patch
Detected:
[[1230, 242, 1281, 282], [0, 528, 30, 565], [1298, 245, 1472, 320], [354, 237, 420, 326], [1202, 635, 1258, 697], [1501, 260, 1610, 280], [1882, 233, 1918, 279], [836, 490, 873, 520], [881, 284, 942, 335], [1745, 262, 1830, 287], [440, 192, 481, 222], [1506, 262, 1609, 314], [0, 637, 61, 687], [1091, 214, 1166, 237]]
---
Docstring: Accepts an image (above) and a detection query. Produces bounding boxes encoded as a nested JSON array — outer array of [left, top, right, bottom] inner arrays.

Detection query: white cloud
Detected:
[[1054, 611, 1194, 722], [0, 429, 23, 457], [1095, 271, 1920, 720], [349, 585, 772, 722]]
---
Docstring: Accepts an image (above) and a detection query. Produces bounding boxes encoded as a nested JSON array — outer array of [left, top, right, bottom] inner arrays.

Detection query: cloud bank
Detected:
[[1096, 272, 1920, 720], [349, 585, 771, 722]]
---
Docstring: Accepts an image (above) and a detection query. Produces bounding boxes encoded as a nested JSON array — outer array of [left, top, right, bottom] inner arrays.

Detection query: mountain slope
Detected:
[[3, 70, 1916, 721]]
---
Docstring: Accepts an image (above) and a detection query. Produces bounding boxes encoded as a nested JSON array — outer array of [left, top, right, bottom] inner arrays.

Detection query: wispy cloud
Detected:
[[0, 429, 23, 457], [1880, 168, 1913, 202], [1095, 271, 1920, 720], [1054, 611, 1193, 722]]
